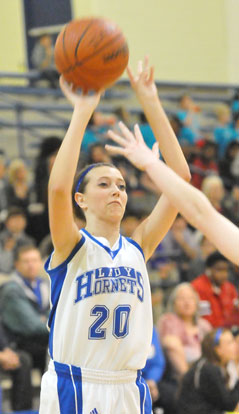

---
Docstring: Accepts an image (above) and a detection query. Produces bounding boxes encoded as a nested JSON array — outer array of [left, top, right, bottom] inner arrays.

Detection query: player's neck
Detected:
[[85, 220, 120, 247]]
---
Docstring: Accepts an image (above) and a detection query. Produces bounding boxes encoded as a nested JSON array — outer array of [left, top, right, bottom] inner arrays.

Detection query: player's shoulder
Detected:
[[123, 236, 145, 260], [45, 233, 86, 273]]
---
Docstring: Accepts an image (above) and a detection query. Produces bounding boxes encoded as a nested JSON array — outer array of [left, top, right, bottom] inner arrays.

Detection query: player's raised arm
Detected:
[[106, 125, 239, 265], [123, 58, 191, 259], [48, 77, 101, 266], [127, 57, 190, 180]]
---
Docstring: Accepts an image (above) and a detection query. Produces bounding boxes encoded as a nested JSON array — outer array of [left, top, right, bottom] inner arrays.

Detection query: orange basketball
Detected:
[[54, 17, 129, 92]]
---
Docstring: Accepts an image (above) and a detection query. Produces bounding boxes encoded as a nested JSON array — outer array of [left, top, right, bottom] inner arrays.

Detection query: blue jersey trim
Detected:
[[126, 237, 145, 261], [45, 236, 85, 358], [54, 361, 83, 413], [44, 236, 86, 274], [81, 228, 122, 259], [136, 371, 152, 414]]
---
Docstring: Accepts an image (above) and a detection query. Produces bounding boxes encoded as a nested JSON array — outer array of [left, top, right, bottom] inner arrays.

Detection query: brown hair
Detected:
[[14, 245, 40, 262], [201, 329, 227, 364]]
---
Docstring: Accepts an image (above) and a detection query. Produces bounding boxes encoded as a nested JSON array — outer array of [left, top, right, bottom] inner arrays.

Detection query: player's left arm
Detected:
[[127, 57, 190, 181], [126, 58, 190, 260]]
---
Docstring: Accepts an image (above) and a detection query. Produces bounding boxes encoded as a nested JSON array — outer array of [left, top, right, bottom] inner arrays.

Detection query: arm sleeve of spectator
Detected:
[[158, 313, 184, 339], [0, 249, 14, 273], [199, 363, 239, 412], [2, 285, 48, 336], [0, 321, 9, 350], [142, 328, 166, 382]]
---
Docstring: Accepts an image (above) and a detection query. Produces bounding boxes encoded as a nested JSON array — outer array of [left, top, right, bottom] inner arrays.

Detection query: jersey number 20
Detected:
[[89, 305, 131, 339]]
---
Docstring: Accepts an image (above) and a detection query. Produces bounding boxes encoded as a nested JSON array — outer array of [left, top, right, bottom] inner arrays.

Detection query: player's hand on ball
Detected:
[[127, 56, 158, 101], [106, 121, 159, 170], [59, 76, 102, 112]]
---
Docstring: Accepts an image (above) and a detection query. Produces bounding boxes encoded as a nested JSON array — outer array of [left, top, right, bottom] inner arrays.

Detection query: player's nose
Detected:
[[111, 183, 120, 196]]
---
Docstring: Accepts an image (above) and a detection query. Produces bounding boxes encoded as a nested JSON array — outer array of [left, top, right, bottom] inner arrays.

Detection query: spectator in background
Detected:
[[201, 175, 225, 213], [158, 214, 200, 281], [138, 112, 156, 149], [114, 106, 132, 128], [214, 104, 236, 158], [31, 34, 59, 89], [187, 236, 216, 281], [221, 183, 239, 226], [34, 136, 62, 206], [87, 142, 112, 165], [219, 141, 239, 190], [148, 254, 180, 314], [158, 283, 211, 379], [227, 327, 239, 397], [6, 158, 32, 214], [33, 136, 62, 243], [81, 111, 116, 153], [190, 141, 219, 189], [1, 245, 49, 373], [176, 94, 201, 144], [192, 252, 239, 328], [142, 327, 178, 414], [0, 153, 8, 218], [231, 89, 239, 122], [234, 112, 239, 139], [177, 329, 239, 414], [0, 319, 33, 411], [0, 207, 34, 274]]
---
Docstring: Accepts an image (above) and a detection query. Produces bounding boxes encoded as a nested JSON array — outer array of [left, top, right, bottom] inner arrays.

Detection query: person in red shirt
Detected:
[[191, 141, 219, 190], [191, 252, 239, 328]]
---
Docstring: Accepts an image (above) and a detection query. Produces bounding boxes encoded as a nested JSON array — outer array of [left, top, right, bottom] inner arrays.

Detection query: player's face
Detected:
[[80, 166, 128, 222]]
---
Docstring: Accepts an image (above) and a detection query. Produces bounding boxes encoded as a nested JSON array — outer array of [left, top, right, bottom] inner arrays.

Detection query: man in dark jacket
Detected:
[[1, 245, 50, 373], [0, 319, 33, 410]]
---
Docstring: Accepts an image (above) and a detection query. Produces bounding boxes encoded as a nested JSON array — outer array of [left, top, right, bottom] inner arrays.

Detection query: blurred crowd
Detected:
[[0, 91, 239, 412]]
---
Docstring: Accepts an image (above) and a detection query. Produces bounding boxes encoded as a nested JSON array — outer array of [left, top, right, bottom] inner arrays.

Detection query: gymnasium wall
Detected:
[[0, 1, 25, 73], [1, 0, 239, 84]]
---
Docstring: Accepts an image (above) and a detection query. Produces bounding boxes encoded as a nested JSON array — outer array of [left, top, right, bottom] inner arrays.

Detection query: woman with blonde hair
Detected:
[[157, 283, 211, 377], [201, 175, 225, 212], [6, 158, 31, 212]]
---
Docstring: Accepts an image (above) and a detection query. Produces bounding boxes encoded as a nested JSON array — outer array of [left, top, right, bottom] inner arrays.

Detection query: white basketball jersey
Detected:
[[45, 229, 153, 371]]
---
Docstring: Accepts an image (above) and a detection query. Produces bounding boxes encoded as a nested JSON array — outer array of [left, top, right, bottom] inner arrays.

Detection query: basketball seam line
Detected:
[[62, 29, 71, 65], [63, 33, 125, 74], [74, 21, 95, 58]]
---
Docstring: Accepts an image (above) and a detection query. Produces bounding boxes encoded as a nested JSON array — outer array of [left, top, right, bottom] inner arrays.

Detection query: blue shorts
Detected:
[[39, 360, 152, 414]]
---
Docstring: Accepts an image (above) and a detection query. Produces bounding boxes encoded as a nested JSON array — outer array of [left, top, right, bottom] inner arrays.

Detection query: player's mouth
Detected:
[[108, 201, 122, 206]]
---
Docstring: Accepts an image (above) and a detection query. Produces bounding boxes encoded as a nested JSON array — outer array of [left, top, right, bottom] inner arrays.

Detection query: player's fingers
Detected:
[[127, 65, 135, 84], [137, 60, 143, 75], [105, 144, 126, 156], [60, 76, 75, 98], [107, 130, 127, 147], [134, 124, 145, 144], [144, 55, 150, 72], [148, 66, 155, 84], [59, 75, 68, 91], [118, 121, 135, 142]]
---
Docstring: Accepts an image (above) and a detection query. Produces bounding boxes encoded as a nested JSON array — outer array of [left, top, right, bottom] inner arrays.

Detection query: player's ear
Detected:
[[75, 192, 87, 210]]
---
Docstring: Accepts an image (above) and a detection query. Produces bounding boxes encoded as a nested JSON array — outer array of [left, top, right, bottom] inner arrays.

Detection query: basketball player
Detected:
[[39, 59, 190, 414], [106, 123, 239, 266]]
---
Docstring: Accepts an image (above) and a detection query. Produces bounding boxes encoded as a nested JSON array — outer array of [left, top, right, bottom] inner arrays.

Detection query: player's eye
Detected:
[[98, 182, 108, 187], [118, 184, 126, 191]]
